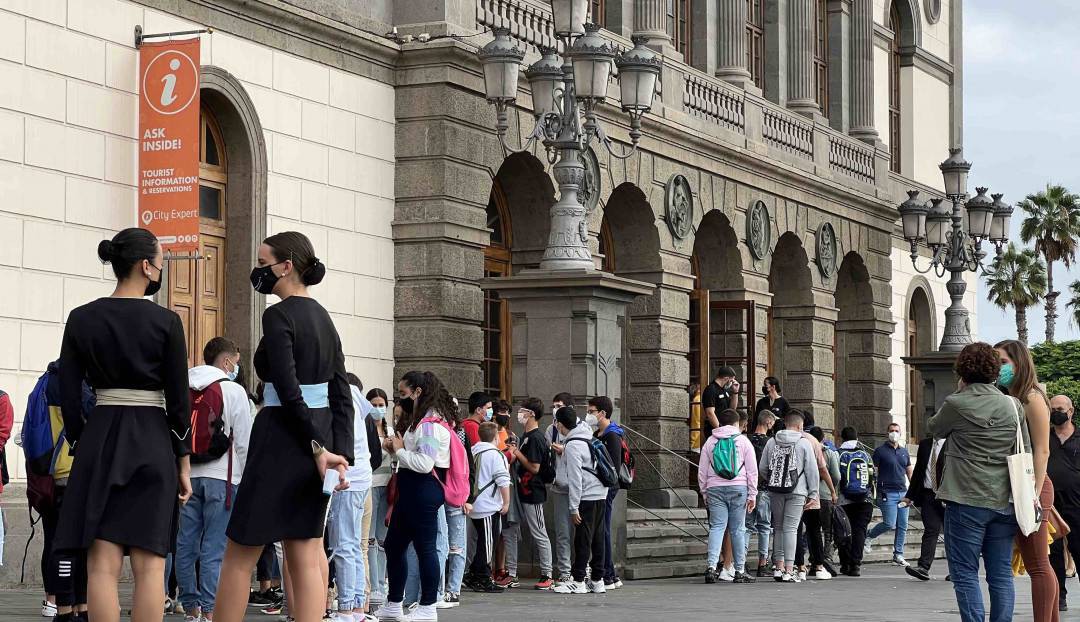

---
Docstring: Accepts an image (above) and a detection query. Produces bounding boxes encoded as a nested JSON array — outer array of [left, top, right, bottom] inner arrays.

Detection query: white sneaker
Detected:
[[331, 614, 356, 622], [373, 602, 407, 622], [434, 593, 460, 609], [773, 568, 783, 582], [863, 541, 873, 554], [892, 554, 910, 567], [184, 615, 203, 622], [815, 568, 832, 580], [554, 574, 573, 588], [409, 604, 437, 621], [797, 569, 807, 582], [42, 602, 57, 618], [612, 579, 623, 589], [717, 567, 735, 582], [780, 572, 796, 583], [587, 579, 607, 594], [552, 581, 589, 594]]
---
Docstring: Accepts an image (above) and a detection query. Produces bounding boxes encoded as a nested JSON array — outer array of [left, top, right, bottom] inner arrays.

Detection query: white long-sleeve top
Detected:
[[469, 440, 511, 518], [187, 365, 252, 485], [395, 411, 452, 474], [346, 386, 373, 489]]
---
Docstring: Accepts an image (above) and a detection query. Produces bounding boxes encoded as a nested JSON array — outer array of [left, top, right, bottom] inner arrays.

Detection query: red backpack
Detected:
[[421, 415, 470, 508], [188, 380, 232, 464]]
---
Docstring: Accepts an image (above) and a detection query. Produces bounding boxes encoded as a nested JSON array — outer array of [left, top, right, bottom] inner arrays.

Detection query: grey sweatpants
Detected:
[[504, 502, 553, 577], [770, 492, 807, 568], [551, 490, 574, 578]]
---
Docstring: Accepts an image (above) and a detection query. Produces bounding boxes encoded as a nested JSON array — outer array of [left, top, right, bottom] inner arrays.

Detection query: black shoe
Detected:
[[249, 590, 276, 606], [733, 571, 756, 584], [906, 566, 931, 581], [846, 566, 861, 577], [756, 565, 771, 578], [839, 564, 850, 576], [472, 578, 505, 593], [705, 568, 718, 584], [1060, 597, 1068, 612], [945, 574, 951, 582]]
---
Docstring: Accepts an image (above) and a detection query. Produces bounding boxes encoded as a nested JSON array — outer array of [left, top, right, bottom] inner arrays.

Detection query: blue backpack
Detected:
[[567, 437, 619, 488], [21, 371, 56, 478], [838, 448, 873, 501]]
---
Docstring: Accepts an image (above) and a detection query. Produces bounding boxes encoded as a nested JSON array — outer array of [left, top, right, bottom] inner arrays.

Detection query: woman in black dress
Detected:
[[56, 227, 192, 622], [214, 231, 353, 622]]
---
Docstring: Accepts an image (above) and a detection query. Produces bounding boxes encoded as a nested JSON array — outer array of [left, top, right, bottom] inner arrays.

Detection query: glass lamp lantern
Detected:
[[925, 198, 951, 248], [478, 28, 525, 103], [965, 187, 995, 241], [897, 190, 928, 241], [990, 193, 1013, 244], [614, 36, 662, 113], [552, 0, 589, 37], [939, 147, 971, 198], [570, 23, 615, 102], [526, 48, 563, 118]]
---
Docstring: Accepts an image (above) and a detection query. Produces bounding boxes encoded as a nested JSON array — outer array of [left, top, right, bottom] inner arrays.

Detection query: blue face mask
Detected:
[[998, 363, 1015, 388], [226, 362, 240, 382], [370, 406, 387, 420], [485, 407, 494, 422]]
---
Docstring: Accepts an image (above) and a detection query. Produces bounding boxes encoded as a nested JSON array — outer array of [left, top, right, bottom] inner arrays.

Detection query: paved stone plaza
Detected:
[[2, 565, 1079, 622]]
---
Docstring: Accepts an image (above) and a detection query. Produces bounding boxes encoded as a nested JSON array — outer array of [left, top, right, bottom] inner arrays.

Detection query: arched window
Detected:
[[906, 287, 934, 441], [746, 0, 765, 89], [668, 0, 691, 62], [888, 2, 902, 173], [169, 105, 228, 366], [483, 185, 512, 400], [814, 0, 829, 115]]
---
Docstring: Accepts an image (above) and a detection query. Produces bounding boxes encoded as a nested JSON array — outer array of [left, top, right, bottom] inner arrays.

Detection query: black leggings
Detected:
[[572, 500, 606, 583], [46, 486, 87, 607]]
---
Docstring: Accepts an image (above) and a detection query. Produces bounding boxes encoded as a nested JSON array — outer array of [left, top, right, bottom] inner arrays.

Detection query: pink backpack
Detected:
[[421, 414, 470, 507]]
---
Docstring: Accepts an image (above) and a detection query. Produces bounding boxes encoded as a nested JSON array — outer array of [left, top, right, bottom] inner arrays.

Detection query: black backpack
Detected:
[[536, 435, 557, 484]]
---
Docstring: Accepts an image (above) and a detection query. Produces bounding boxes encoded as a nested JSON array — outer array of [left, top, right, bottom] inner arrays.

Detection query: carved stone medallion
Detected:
[[924, 0, 941, 24], [816, 221, 837, 278], [665, 174, 694, 240], [745, 200, 771, 260], [579, 146, 601, 213]]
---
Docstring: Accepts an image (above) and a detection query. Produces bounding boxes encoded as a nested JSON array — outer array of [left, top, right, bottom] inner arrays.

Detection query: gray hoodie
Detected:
[[758, 429, 820, 499], [560, 423, 608, 513]]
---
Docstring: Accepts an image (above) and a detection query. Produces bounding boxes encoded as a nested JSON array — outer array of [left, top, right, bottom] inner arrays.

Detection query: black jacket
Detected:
[[905, 438, 944, 506]]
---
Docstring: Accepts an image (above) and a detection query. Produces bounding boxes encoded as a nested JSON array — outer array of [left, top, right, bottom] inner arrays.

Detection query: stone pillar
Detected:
[[690, 0, 719, 75], [715, 0, 753, 88], [770, 303, 837, 429], [849, 0, 878, 142], [763, 0, 788, 106], [634, 0, 672, 50], [786, 0, 819, 117], [836, 317, 894, 438], [826, 0, 851, 132]]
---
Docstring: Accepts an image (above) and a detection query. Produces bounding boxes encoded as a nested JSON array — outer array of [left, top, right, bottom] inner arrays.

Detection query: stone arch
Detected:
[[885, 0, 922, 48], [489, 152, 556, 272], [834, 252, 879, 435], [767, 233, 816, 414], [693, 211, 744, 295], [905, 281, 935, 440], [601, 183, 663, 274], [198, 66, 267, 375]]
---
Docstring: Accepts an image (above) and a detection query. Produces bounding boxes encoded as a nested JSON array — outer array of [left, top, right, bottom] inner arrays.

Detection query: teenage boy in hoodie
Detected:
[[546, 392, 575, 586], [465, 422, 511, 593], [836, 426, 875, 577], [510, 397, 555, 590], [552, 406, 610, 595], [589, 396, 625, 590], [759, 410, 819, 583], [179, 337, 252, 620], [699, 409, 759, 584]]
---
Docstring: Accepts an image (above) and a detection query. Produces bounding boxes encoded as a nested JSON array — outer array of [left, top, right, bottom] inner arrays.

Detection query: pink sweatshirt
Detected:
[[698, 425, 759, 498]]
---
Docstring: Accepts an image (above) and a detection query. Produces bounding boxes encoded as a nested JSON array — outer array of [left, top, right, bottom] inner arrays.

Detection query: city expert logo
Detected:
[[142, 49, 199, 116]]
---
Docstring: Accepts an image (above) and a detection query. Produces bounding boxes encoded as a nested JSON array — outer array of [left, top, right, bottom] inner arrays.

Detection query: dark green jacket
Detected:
[[927, 382, 1029, 510]]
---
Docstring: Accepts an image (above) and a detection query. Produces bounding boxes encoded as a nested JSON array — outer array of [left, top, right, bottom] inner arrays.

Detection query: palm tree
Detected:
[[1067, 280, 1080, 329], [985, 243, 1047, 344], [1018, 183, 1080, 343]]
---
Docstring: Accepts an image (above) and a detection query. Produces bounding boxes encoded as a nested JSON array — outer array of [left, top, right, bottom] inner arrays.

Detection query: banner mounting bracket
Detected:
[[135, 24, 213, 48]]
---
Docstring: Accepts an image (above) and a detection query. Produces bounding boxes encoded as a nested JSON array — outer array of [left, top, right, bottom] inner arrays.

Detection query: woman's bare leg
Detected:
[[130, 547, 166, 622], [283, 539, 331, 622], [213, 540, 264, 622], [87, 540, 123, 622]]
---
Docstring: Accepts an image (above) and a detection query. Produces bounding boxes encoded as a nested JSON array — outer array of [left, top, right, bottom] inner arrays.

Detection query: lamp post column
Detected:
[[939, 197, 973, 351]]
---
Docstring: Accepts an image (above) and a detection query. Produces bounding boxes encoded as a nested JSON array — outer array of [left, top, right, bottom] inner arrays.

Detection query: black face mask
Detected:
[[250, 262, 285, 295], [399, 397, 414, 415], [1051, 409, 1070, 426], [145, 263, 163, 297], [762, 386, 770, 396], [495, 414, 511, 428]]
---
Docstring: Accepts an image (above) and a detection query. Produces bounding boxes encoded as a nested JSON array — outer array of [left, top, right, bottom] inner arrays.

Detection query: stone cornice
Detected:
[[130, 0, 400, 84], [900, 45, 954, 84]]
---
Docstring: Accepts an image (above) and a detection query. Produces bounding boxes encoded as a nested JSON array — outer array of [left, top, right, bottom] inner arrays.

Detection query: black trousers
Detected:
[[469, 514, 502, 578], [256, 545, 279, 582], [801, 508, 826, 567], [918, 493, 945, 571], [1051, 506, 1080, 599], [46, 486, 87, 607], [820, 500, 835, 560], [572, 499, 606, 583], [838, 501, 874, 568]]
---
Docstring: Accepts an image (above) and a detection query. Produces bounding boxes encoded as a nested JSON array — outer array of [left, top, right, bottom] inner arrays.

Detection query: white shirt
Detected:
[[924, 438, 946, 490], [346, 386, 373, 489], [187, 365, 252, 486]]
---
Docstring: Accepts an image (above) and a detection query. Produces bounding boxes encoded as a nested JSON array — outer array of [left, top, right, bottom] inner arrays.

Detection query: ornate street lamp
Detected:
[[477, 10, 661, 271], [896, 148, 1011, 351]]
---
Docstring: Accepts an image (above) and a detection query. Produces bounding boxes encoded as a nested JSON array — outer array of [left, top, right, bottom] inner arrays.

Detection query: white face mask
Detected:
[[888, 431, 902, 444], [517, 412, 530, 425], [370, 406, 387, 420], [586, 414, 599, 431]]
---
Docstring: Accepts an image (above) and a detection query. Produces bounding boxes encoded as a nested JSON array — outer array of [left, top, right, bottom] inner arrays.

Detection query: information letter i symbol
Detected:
[[160, 58, 180, 107]]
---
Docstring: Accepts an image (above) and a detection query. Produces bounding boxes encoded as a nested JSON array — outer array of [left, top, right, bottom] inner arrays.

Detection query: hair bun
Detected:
[[302, 257, 326, 286], [97, 240, 115, 263]]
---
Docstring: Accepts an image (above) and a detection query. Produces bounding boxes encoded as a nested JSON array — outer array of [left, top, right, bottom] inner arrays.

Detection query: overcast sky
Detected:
[[967, 0, 1080, 345]]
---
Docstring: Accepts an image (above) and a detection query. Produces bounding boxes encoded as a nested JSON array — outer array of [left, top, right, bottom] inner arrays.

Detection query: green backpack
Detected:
[[711, 434, 742, 480]]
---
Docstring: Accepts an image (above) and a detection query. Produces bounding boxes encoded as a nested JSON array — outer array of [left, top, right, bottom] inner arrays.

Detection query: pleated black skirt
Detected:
[[54, 405, 179, 556], [226, 405, 332, 545]]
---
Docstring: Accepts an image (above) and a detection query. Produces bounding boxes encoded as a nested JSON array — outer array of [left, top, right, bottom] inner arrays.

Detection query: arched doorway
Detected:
[[767, 233, 814, 414], [690, 211, 750, 449], [834, 252, 876, 434], [169, 105, 228, 367], [906, 286, 934, 441], [483, 183, 512, 400]]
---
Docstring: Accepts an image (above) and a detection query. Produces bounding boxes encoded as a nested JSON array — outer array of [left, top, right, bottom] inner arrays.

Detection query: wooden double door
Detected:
[[688, 293, 756, 449]]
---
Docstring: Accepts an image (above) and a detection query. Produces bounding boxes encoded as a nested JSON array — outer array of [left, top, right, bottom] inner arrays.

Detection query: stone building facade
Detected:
[[0, 0, 975, 582]]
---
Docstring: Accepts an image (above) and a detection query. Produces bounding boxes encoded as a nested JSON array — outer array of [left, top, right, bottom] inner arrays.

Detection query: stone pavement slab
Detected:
[[2, 565, 1079, 621]]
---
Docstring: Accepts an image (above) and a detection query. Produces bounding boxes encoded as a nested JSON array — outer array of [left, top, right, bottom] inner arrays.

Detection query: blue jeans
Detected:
[[867, 490, 909, 555], [445, 506, 467, 595], [745, 489, 771, 563], [603, 488, 619, 582], [176, 478, 232, 614], [385, 470, 445, 607], [944, 503, 1017, 622], [404, 505, 448, 605], [328, 487, 370, 611], [368, 486, 389, 601], [706, 486, 748, 571]]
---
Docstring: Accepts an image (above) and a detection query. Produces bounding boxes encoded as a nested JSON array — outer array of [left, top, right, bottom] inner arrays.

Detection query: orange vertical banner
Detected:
[[138, 38, 201, 253]]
